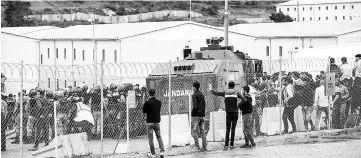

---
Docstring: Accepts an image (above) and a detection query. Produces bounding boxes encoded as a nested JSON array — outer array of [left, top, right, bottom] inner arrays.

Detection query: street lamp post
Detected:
[[88, 17, 97, 87]]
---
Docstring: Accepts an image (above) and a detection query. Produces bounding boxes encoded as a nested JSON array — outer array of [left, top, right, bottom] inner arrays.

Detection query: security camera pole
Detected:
[[224, 0, 229, 46]]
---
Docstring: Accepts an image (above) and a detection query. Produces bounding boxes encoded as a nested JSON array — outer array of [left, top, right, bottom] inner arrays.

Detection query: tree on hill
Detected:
[[269, 11, 293, 23], [3, 1, 34, 27]]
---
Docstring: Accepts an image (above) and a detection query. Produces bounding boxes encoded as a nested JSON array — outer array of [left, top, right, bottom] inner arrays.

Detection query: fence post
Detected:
[[168, 60, 172, 150], [53, 101, 58, 158], [279, 47, 283, 135], [100, 60, 104, 158], [327, 56, 331, 131], [226, 59, 229, 87], [37, 41, 41, 88], [20, 60, 23, 158], [188, 94, 192, 144]]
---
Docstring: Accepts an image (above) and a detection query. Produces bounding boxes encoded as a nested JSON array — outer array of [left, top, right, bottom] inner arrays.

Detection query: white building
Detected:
[[2, 20, 361, 92], [1, 26, 59, 64], [1, 26, 59, 94], [229, 20, 361, 62], [276, 0, 361, 22]]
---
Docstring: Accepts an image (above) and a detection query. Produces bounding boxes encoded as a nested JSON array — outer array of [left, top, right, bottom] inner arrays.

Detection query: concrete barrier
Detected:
[[207, 110, 244, 142], [152, 114, 191, 148], [32, 132, 91, 158], [261, 106, 327, 135]]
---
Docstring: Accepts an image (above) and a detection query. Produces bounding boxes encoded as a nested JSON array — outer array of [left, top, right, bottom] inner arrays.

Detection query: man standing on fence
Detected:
[[190, 81, 207, 152], [211, 81, 242, 151], [142, 89, 165, 158]]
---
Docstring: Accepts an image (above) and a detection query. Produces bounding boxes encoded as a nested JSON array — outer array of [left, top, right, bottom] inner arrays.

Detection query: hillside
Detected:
[[2, 1, 285, 28]]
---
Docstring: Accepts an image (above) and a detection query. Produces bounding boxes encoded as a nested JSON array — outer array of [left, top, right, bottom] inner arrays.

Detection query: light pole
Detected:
[[88, 17, 97, 87], [224, 0, 229, 46]]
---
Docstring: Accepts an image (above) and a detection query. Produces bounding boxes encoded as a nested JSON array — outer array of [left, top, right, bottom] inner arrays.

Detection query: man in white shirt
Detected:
[[314, 79, 333, 131], [340, 57, 352, 81]]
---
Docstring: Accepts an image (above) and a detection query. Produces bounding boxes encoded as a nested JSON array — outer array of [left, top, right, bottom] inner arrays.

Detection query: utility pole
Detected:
[[224, 0, 229, 46]]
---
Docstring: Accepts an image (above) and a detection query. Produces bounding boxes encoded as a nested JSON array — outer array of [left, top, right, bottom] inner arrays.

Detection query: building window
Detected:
[[352, 5, 354, 9], [294, 8, 296, 11], [114, 50, 117, 62], [303, 7, 305, 11], [102, 50, 105, 61], [48, 48, 50, 58], [310, 17, 312, 21], [41, 54, 43, 64], [74, 49, 76, 60], [326, 6, 328, 10], [350, 16, 353, 20], [279, 8, 281, 12], [82, 50, 85, 61], [310, 7, 312, 11], [319, 7, 321, 10], [56, 48, 58, 59], [319, 17, 321, 20], [287, 8, 289, 11], [343, 6, 345, 9], [303, 17, 305, 21], [343, 16, 345, 20], [335, 6, 337, 10], [335, 16, 337, 20], [326, 16, 328, 20], [64, 48, 66, 59]]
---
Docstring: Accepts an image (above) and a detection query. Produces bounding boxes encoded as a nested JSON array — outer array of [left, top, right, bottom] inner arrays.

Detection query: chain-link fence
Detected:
[[1, 57, 361, 157]]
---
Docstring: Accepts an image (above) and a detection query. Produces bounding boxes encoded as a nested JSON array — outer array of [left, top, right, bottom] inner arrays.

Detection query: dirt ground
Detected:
[[2, 127, 361, 158]]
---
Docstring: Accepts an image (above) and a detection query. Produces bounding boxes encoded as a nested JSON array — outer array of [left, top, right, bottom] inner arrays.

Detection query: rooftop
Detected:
[[229, 20, 361, 38], [277, 0, 361, 6], [1, 26, 59, 35]]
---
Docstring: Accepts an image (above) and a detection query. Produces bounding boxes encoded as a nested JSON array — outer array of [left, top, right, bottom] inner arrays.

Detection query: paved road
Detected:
[[171, 139, 361, 158]]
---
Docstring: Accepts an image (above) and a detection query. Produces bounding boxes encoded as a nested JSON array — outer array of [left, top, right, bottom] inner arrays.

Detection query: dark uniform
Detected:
[[90, 89, 101, 138], [106, 88, 121, 138], [29, 92, 49, 151]]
